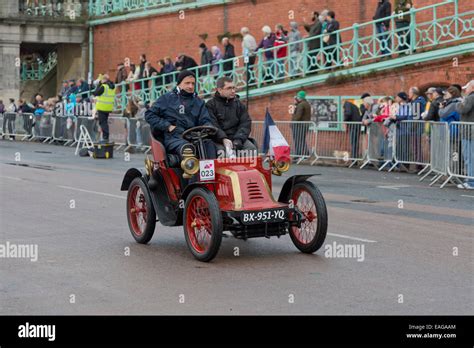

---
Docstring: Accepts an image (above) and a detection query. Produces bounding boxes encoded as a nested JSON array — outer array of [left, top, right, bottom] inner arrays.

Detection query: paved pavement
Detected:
[[0, 140, 473, 315]]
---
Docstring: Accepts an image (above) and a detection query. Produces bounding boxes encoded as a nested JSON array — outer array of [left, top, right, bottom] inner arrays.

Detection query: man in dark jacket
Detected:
[[222, 37, 235, 76], [175, 54, 198, 72], [199, 43, 213, 75], [325, 11, 340, 68], [456, 80, 474, 189], [145, 70, 216, 159], [424, 87, 444, 121], [373, 0, 392, 56], [344, 98, 363, 159], [206, 77, 256, 157], [303, 11, 323, 71], [291, 91, 312, 157], [394, 0, 413, 53]]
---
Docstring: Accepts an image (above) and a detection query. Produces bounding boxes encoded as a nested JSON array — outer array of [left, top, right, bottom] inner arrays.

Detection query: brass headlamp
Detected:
[[180, 147, 199, 179], [271, 158, 291, 176]]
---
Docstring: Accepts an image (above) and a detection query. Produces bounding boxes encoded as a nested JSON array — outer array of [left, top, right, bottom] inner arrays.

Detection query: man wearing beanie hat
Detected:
[[145, 69, 216, 160], [291, 90, 311, 158]]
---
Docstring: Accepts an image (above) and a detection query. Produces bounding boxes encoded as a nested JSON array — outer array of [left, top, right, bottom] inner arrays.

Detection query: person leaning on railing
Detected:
[[324, 11, 340, 68], [303, 11, 323, 72], [455, 80, 474, 189], [394, 0, 413, 54], [373, 0, 392, 56]]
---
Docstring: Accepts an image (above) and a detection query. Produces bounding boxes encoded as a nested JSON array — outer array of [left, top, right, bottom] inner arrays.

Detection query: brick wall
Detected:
[[93, 0, 467, 76], [247, 53, 474, 121]]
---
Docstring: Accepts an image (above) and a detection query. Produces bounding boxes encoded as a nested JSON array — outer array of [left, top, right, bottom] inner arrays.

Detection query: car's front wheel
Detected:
[[289, 181, 328, 253], [183, 187, 223, 262], [127, 177, 156, 244]]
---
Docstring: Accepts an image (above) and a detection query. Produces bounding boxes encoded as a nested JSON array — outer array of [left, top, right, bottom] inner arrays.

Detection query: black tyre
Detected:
[[183, 187, 223, 262], [126, 177, 156, 244], [289, 181, 328, 253]]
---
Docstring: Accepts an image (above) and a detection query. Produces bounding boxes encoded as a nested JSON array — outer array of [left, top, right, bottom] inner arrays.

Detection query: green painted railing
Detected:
[[110, 0, 473, 111], [88, 0, 222, 17], [21, 51, 58, 81]]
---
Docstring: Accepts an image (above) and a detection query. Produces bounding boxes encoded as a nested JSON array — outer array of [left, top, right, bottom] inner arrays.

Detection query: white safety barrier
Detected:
[[360, 121, 395, 171], [125, 117, 151, 152], [250, 120, 316, 163], [312, 122, 367, 167], [389, 120, 430, 173], [444, 122, 474, 188]]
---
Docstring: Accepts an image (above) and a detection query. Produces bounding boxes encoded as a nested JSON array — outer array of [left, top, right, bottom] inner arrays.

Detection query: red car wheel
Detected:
[[289, 181, 328, 253], [127, 178, 156, 244], [184, 188, 222, 262]]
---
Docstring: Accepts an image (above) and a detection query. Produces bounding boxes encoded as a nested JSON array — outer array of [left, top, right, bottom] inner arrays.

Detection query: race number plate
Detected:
[[199, 160, 215, 181], [241, 209, 287, 225]]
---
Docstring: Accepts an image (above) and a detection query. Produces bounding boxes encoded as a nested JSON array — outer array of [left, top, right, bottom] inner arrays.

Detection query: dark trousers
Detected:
[[97, 110, 110, 141], [3, 114, 16, 138], [325, 46, 338, 68], [376, 23, 391, 55], [291, 123, 310, 156], [307, 49, 319, 72], [396, 21, 411, 52], [348, 124, 361, 159], [247, 55, 256, 86]]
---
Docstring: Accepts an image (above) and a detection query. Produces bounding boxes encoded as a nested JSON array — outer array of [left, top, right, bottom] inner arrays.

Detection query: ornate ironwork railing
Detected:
[[98, 0, 472, 110], [21, 51, 58, 81], [88, 0, 222, 17], [18, 0, 86, 19]]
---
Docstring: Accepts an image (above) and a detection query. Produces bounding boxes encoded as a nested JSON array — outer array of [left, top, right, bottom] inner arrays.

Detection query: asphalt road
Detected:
[[0, 140, 473, 315]]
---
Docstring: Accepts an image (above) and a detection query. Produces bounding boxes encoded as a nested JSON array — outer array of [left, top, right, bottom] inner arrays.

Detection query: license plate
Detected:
[[241, 209, 286, 225]]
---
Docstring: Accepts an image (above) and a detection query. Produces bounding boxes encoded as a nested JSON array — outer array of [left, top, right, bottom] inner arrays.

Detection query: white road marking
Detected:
[[328, 233, 377, 243], [57, 185, 126, 199], [0, 175, 22, 181], [376, 185, 411, 190], [461, 195, 474, 198]]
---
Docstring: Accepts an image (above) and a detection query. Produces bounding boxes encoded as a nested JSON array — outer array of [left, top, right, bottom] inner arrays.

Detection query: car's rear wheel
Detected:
[[127, 177, 156, 244], [184, 188, 222, 262], [289, 181, 328, 253]]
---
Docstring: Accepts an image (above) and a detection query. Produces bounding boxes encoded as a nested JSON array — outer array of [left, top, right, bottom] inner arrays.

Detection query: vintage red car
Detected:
[[120, 126, 328, 262]]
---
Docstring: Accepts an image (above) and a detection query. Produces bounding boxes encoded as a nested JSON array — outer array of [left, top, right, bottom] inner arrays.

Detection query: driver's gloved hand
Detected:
[[233, 139, 243, 150]]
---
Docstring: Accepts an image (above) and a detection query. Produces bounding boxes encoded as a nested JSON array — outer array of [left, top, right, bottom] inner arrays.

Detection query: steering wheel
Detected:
[[182, 125, 218, 142]]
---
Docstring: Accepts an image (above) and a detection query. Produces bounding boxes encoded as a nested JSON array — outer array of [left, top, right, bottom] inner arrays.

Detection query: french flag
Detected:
[[262, 109, 291, 163]]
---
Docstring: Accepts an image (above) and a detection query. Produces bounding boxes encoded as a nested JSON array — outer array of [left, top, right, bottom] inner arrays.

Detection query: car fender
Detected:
[[278, 174, 320, 203], [120, 168, 148, 191], [180, 182, 218, 203]]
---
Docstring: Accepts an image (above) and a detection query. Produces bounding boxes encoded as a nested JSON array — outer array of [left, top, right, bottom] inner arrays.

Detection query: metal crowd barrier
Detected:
[[107, 115, 130, 150], [312, 122, 367, 167], [445, 122, 474, 188], [389, 120, 431, 173], [250, 120, 316, 163], [360, 121, 395, 171], [30, 112, 54, 142], [420, 122, 449, 186], [75, 116, 101, 144], [125, 117, 151, 153], [51, 115, 78, 146]]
